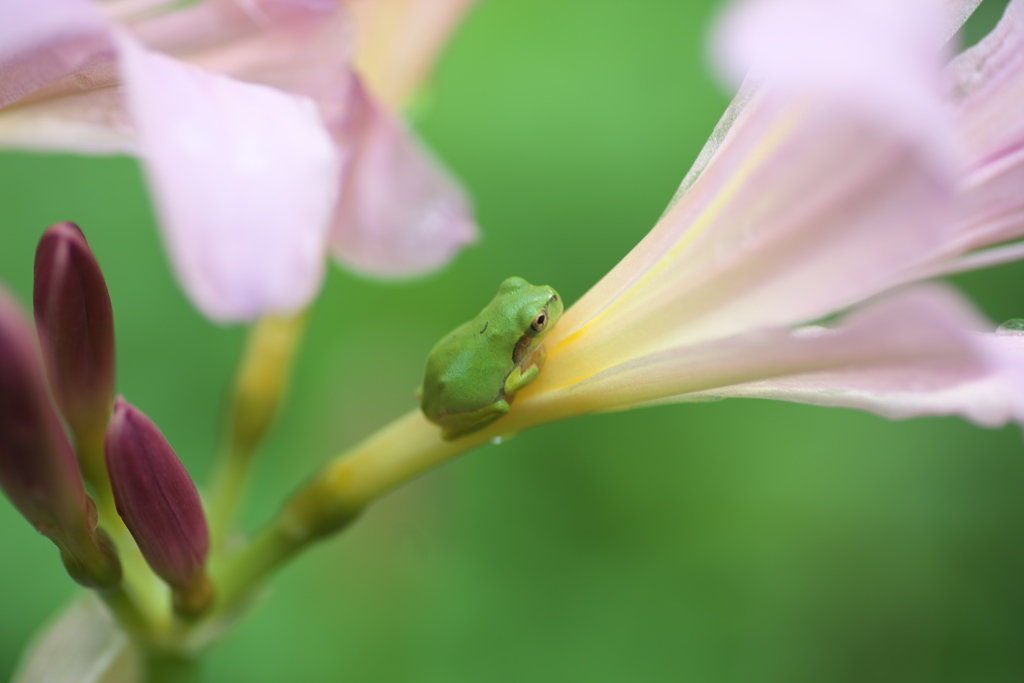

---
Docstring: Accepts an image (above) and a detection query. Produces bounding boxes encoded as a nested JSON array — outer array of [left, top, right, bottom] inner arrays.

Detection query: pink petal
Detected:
[[126, 0, 340, 54], [0, 87, 136, 154], [912, 238, 1024, 280], [690, 343, 1020, 427], [985, 329, 1024, 419], [129, 0, 355, 102], [0, 0, 354, 157], [351, 0, 478, 107], [0, 0, 127, 154], [531, 288, 1018, 428], [117, 35, 341, 322], [102, 0, 182, 22], [945, 0, 986, 41], [949, 0, 1024, 169], [711, 0, 954, 165], [542, 0, 959, 389], [946, 0, 1024, 251], [0, 0, 113, 109], [672, 0, 982, 203], [544, 93, 954, 386], [129, 1, 474, 279], [327, 76, 477, 277]]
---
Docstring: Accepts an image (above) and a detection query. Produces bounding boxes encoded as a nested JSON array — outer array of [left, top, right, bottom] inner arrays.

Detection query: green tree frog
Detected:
[[418, 277, 563, 440]]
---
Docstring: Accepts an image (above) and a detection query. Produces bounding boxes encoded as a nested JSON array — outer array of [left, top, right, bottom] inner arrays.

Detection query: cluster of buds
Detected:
[[0, 223, 212, 618]]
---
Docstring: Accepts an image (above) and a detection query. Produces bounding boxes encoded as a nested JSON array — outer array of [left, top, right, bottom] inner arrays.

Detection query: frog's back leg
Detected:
[[440, 399, 510, 441]]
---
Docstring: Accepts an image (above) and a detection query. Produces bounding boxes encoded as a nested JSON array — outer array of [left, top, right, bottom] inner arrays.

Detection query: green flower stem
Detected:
[[211, 524, 306, 612], [76, 426, 118, 528], [77, 429, 170, 629], [108, 540, 170, 631], [213, 410, 499, 610], [207, 444, 251, 548], [140, 648, 200, 683], [75, 423, 113, 500], [97, 583, 151, 638], [309, 410, 492, 509], [209, 314, 307, 548]]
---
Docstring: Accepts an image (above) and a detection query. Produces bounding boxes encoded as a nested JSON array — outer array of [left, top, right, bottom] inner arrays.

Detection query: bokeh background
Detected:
[[2, 0, 1023, 680]]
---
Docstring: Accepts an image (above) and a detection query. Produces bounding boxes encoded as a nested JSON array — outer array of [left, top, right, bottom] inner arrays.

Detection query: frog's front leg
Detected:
[[504, 362, 541, 396], [506, 343, 547, 395]]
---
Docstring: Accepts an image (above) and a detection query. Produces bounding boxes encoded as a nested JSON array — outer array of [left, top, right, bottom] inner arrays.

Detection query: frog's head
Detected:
[[499, 277, 563, 343]]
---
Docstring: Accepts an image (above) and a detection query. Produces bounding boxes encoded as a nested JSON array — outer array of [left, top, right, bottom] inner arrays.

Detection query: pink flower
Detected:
[[0, 0, 478, 321], [913, 0, 1024, 275], [499, 0, 1024, 433]]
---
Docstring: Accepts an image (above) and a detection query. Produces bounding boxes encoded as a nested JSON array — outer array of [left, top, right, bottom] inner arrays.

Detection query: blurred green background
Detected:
[[2, 0, 1023, 681]]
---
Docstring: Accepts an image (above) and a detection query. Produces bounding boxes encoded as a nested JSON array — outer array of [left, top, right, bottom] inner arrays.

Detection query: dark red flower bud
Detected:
[[0, 286, 120, 588], [34, 222, 115, 446], [105, 398, 212, 615]]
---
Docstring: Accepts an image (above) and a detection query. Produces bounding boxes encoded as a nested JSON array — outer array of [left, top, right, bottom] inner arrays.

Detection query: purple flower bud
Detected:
[[105, 398, 211, 613], [1, 287, 91, 538], [33, 222, 115, 442], [0, 286, 120, 587]]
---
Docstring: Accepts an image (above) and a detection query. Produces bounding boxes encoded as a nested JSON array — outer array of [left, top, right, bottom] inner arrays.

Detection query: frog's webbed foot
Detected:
[[415, 386, 423, 404], [504, 363, 540, 396], [440, 400, 511, 440]]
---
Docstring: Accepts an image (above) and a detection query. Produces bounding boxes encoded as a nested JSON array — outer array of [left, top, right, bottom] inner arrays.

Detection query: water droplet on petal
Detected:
[[491, 436, 503, 445], [996, 318, 1024, 336]]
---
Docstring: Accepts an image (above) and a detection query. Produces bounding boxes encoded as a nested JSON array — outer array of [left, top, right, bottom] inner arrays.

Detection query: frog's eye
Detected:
[[531, 312, 548, 333]]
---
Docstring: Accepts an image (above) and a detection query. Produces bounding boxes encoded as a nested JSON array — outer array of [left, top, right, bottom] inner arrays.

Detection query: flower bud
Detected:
[[105, 397, 212, 616], [33, 222, 116, 446], [0, 286, 120, 588]]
